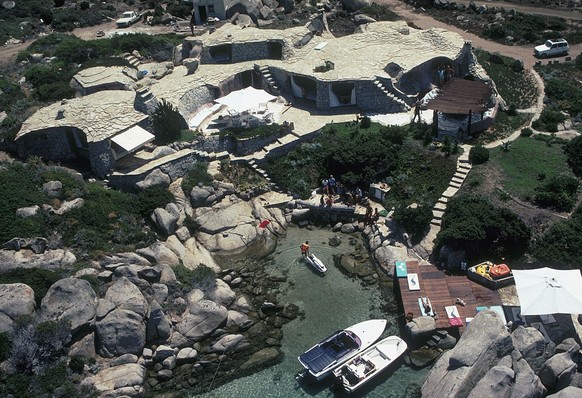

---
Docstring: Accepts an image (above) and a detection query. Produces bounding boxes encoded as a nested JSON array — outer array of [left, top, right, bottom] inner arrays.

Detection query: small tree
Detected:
[[152, 99, 184, 144], [469, 144, 490, 164], [564, 135, 582, 178]]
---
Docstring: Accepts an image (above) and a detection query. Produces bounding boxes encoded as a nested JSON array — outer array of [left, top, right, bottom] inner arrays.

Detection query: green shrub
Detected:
[[69, 356, 85, 374], [434, 195, 531, 263], [469, 145, 490, 164], [0, 332, 11, 362], [564, 135, 582, 178], [393, 204, 432, 244], [360, 116, 371, 128], [520, 127, 533, 137], [173, 263, 215, 288], [152, 99, 185, 144], [533, 211, 582, 265], [134, 187, 174, 217], [532, 107, 567, 132], [534, 175, 579, 212], [182, 162, 212, 194]]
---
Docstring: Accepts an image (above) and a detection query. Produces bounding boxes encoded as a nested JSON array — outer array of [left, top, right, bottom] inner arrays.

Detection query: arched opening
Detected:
[[291, 75, 317, 101], [329, 82, 355, 107]]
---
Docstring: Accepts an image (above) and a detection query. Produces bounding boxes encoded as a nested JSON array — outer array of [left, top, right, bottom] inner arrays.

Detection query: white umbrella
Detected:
[[215, 87, 277, 114], [513, 268, 582, 316]]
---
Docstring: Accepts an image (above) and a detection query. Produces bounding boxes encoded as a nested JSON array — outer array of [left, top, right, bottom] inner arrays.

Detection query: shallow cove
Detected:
[[194, 226, 429, 397]]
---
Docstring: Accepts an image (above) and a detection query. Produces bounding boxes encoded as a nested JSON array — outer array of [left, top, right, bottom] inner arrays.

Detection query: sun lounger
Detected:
[[407, 273, 420, 291], [418, 297, 435, 317]]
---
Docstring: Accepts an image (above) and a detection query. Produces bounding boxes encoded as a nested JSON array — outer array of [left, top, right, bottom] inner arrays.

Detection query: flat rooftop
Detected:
[[72, 66, 136, 90]]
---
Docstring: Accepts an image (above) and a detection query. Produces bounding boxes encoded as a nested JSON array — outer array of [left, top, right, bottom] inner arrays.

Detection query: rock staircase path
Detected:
[[372, 78, 411, 111], [257, 65, 281, 95], [430, 144, 472, 227], [122, 53, 142, 69]]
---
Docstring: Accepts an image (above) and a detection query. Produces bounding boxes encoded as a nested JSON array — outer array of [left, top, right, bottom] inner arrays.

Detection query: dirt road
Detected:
[[374, 0, 582, 69]]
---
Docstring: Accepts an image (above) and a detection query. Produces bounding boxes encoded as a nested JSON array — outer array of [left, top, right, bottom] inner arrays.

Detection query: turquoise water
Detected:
[[195, 226, 429, 397]]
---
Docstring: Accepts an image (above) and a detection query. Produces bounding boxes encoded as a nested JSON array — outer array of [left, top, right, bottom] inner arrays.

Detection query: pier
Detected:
[[396, 260, 503, 333]]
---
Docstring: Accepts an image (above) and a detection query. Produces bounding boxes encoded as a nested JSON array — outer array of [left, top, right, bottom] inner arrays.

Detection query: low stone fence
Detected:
[[295, 199, 356, 224], [109, 149, 213, 192]]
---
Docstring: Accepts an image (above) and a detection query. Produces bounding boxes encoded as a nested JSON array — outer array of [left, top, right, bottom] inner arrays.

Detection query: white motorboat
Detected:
[[297, 319, 387, 381], [305, 254, 327, 273], [332, 335, 407, 393]]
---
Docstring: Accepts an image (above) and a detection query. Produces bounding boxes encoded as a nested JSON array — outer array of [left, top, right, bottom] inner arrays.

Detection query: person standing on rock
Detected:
[[329, 175, 337, 195], [301, 241, 310, 258]]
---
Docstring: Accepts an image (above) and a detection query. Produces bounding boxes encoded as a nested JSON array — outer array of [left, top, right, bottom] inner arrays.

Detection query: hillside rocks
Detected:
[[39, 278, 97, 335], [0, 246, 76, 271], [82, 363, 147, 396], [0, 283, 35, 333]]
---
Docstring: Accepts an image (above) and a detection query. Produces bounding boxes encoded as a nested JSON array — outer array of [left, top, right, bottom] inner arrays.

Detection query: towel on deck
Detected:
[[446, 305, 463, 326], [407, 273, 420, 290]]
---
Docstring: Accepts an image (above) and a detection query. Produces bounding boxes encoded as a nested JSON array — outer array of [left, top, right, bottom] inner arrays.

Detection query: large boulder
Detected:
[[175, 299, 228, 343], [466, 365, 514, 398], [184, 237, 221, 272], [152, 206, 180, 236], [373, 245, 407, 277], [422, 310, 513, 398], [239, 347, 282, 372], [0, 248, 76, 272], [82, 363, 146, 395], [42, 180, 63, 198], [547, 387, 582, 398], [210, 334, 247, 353], [206, 279, 236, 307], [511, 326, 546, 368], [39, 278, 97, 335], [512, 356, 546, 398], [146, 300, 172, 343], [0, 283, 35, 333], [104, 277, 148, 318], [226, 0, 263, 22], [136, 241, 180, 265], [136, 169, 171, 190], [405, 316, 436, 341], [194, 199, 255, 234], [96, 309, 146, 357], [197, 223, 258, 255], [537, 351, 578, 391]]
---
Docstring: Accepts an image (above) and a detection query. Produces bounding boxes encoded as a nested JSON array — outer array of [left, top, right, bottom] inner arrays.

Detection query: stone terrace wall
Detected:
[[316, 80, 330, 111], [178, 85, 217, 119], [90, 140, 115, 179], [108, 150, 210, 192], [231, 42, 271, 63], [357, 80, 396, 112], [296, 199, 356, 224], [16, 127, 74, 163]]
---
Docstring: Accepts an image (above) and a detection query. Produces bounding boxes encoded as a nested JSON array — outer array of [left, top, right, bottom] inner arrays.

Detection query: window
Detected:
[[208, 4, 215, 12]]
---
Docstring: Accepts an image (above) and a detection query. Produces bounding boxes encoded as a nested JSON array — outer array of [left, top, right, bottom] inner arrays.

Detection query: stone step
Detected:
[[437, 197, 449, 205], [449, 181, 462, 189], [454, 170, 468, 178], [433, 202, 447, 211], [215, 151, 229, 160], [458, 158, 471, 164], [451, 176, 464, 184], [430, 219, 442, 226], [432, 209, 444, 219]]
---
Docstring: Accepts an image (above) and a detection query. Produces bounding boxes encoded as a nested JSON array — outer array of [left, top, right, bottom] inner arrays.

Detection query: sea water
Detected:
[[193, 226, 429, 398]]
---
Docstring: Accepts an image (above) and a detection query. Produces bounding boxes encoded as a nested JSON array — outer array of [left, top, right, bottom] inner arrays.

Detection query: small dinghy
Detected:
[[297, 319, 387, 381], [333, 335, 407, 393], [305, 254, 327, 273]]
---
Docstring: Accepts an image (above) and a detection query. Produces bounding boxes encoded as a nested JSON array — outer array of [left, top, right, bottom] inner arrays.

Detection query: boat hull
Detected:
[[298, 319, 387, 381], [305, 254, 327, 273], [333, 335, 407, 393]]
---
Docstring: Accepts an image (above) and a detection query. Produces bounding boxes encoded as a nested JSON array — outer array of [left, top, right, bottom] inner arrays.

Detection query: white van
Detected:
[[534, 39, 569, 58]]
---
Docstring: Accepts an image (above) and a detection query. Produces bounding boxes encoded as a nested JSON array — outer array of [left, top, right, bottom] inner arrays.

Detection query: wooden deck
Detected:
[[397, 260, 502, 333]]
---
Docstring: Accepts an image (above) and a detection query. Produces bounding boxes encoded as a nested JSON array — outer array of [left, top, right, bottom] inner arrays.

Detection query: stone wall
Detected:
[[296, 199, 356, 224], [89, 140, 115, 179], [231, 42, 271, 63], [192, 135, 235, 154], [108, 150, 211, 191], [356, 80, 390, 111], [316, 80, 330, 110], [16, 127, 74, 163], [178, 85, 217, 118]]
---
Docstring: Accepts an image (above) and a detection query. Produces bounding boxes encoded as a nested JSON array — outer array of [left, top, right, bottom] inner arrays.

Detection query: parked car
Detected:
[[116, 11, 141, 28], [534, 38, 569, 58]]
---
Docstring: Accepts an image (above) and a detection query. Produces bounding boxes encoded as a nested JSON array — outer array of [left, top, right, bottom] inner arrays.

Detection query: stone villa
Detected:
[[14, 20, 495, 178]]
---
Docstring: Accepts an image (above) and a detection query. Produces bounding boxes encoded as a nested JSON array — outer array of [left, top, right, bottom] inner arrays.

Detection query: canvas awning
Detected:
[[513, 268, 582, 316], [110, 125, 155, 153], [215, 87, 277, 113]]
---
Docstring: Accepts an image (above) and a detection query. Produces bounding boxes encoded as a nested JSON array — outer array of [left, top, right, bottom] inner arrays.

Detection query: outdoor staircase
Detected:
[[426, 330, 450, 348], [135, 87, 158, 114], [246, 159, 278, 189], [373, 78, 411, 111], [258, 65, 281, 95], [429, 147, 472, 227], [123, 53, 142, 69]]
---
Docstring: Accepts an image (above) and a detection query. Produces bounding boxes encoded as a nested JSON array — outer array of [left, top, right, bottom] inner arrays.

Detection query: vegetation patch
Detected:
[[486, 136, 573, 201], [220, 160, 270, 193], [216, 123, 284, 140], [533, 204, 582, 266], [0, 269, 61, 306], [474, 49, 538, 109], [182, 162, 213, 194]]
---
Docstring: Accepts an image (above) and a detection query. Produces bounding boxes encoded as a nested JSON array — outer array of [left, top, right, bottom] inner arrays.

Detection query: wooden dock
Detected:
[[397, 260, 503, 333]]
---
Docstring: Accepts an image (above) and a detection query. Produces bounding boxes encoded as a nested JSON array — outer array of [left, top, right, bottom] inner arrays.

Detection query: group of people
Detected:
[[320, 176, 364, 208], [364, 204, 380, 226], [437, 64, 454, 85]]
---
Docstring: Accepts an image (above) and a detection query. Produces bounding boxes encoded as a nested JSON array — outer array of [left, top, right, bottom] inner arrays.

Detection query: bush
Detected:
[[0, 332, 11, 362], [564, 135, 582, 178], [8, 319, 70, 374], [534, 175, 579, 212], [520, 127, 533, 137], [134, 187, 174, 217], [469, 145, 490, 164], [182, 162, 212, 194], [360, 116, 371, 128], [152, 99, 185, 144], [69, 356, 85, 374], [434, 195, 531, 262], [393, 204, 432, 244], [532, 107, 567, 132]]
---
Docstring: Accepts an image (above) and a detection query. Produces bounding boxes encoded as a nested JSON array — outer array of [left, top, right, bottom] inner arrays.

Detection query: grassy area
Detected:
[[475, 49, 538, 109], [215, 123, 284, 140], [480, 109, 530, 144], [474, 136, 572, 201]]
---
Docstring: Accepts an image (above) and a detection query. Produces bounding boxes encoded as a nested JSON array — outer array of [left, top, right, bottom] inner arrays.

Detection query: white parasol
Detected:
[[513, 267, 582, 316], [214, 87, 277, 114]]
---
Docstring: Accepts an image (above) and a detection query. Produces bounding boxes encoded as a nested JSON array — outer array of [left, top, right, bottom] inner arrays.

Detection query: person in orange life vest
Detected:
[[300, 241, 310, 257]]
